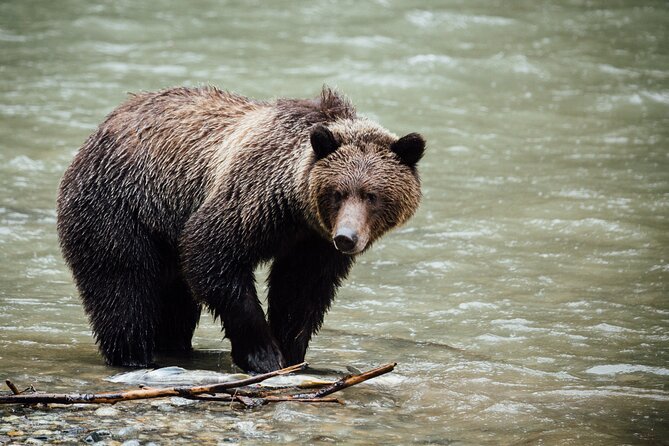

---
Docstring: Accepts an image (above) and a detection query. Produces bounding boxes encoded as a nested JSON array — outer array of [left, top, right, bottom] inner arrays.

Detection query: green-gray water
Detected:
[[1, 1, 668, 444]]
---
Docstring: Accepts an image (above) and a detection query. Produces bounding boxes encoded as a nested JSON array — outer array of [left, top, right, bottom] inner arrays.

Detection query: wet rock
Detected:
[[83, 429, 112, 444], [157, 403, 174, 412], [115, 425, 139, 439], [7, 430, 24, 437], [196, 433, 220, 443], [24, 438, 44, 445], [121, 440, 141, 446], [189, 420, 205, 431], [235, 421, 257, 436], [32, 429, 54, 437], [62, 426, 86, 436], [170, 396, 197, 406], [161, 432, 181, 437], [95, 407, 120, 417]]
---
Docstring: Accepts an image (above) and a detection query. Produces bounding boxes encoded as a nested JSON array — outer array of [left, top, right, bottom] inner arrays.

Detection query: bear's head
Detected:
[[308, 120, 425, 255]]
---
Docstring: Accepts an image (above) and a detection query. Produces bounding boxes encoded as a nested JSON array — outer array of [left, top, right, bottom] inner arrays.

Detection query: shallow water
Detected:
[[1, 0, 668, 444]]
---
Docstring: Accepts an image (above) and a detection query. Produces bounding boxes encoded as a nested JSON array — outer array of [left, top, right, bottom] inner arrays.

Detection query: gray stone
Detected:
[[115, 426, 140, 439], [94, 407, 120, 417]]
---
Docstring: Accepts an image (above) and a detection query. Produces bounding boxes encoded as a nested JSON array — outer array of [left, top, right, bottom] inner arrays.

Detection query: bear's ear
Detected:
[[391, 133, 425, 167], [310, 125, 340, 159]]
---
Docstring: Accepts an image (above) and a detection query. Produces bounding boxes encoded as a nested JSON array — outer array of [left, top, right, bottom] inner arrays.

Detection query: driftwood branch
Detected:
[[0, 362, 397, 408], [0, 362, 306, 405]]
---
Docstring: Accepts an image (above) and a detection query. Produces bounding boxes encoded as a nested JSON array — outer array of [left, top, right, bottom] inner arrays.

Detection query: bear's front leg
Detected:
[[268, 236, 353, 365], [217, 270, 286, 373], [180, 201, 285, 373]]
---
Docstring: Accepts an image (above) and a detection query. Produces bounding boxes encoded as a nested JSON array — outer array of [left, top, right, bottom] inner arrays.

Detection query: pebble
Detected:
[[83, 430, 112, 444], [235, 421, 257, 436], [7, 430, 24, 437], [170, 396, 197, 406], [121, 440, 141, 446], [32, 429, 54, 436], [115, 425, 140, 438], [196, 433, 220, 443], [63, 426, 87, 436], [95, 407, 120, 417], [157, 404, 174, 412]]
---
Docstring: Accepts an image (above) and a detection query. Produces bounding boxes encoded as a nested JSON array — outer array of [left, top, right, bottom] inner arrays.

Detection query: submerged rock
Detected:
[[106, 366, 333, 388], [106, 366, 248, 386]]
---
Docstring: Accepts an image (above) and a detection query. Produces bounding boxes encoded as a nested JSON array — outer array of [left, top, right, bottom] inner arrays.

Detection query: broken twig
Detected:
[[5, 379, 20, 395], [296, 362, 397, 399]]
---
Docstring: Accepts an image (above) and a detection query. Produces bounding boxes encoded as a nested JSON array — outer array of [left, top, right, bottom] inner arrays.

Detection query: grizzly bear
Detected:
[[57, 86, 425, 373]]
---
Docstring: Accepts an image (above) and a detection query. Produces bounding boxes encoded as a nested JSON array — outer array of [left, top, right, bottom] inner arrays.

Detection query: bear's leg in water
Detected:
[[69, 226, 166, 368], [267, 236, 353, 365], [153, 274, 202, 353], [180, 198, 286, 373]]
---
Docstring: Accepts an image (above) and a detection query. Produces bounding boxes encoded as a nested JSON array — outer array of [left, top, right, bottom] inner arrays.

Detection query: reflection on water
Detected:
[[1, 0, 668, 444]]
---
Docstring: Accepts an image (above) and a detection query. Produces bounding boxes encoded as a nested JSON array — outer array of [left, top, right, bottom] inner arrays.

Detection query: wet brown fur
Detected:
[[57, 86, 424, 372]]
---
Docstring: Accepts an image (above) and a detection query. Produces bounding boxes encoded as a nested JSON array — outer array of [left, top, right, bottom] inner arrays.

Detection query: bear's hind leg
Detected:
[[62, 220, 169, 368], [154, 276, 201, 353], [76, 264, 162, 368]]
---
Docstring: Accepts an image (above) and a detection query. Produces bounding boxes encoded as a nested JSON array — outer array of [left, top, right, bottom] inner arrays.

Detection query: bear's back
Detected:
[[59, 88, 266, 237], [60, 87, 359, 242]]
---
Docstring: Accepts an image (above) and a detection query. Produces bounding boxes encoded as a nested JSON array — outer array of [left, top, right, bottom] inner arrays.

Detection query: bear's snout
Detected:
[[332, 200, 369, 255], [334, 227, 358, 253]]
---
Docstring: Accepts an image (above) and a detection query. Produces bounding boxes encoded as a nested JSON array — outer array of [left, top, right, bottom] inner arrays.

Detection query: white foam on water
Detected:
[[482, 402, 537, 414], [642, 90, 669, 104], [458, 301, 498, 311], [585, 364, 669, 376], [475, 334, 527, 343], [591, 323, 633, 333], [537, 387, 669, 402], [407, 54, 458, 67], [406, 10, 514, 28]]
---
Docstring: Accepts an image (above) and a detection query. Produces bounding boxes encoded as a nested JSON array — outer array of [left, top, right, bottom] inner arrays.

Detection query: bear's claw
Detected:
[[232, 340, 286, 374]]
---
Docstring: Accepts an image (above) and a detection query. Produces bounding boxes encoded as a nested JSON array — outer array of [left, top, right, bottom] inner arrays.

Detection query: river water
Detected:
[[1, 1, 668, 444]]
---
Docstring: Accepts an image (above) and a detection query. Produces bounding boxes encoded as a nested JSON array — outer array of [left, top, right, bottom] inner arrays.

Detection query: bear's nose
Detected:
[[333, 228, 358, 253]]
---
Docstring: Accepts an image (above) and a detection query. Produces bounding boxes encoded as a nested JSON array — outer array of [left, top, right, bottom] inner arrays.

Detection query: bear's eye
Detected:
[[365, 193, 378, 204], [333, 191, 343, 203]]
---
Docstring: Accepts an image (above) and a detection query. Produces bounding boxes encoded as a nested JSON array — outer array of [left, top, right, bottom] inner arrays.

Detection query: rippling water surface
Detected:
[[1, 1, 668, 444]]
